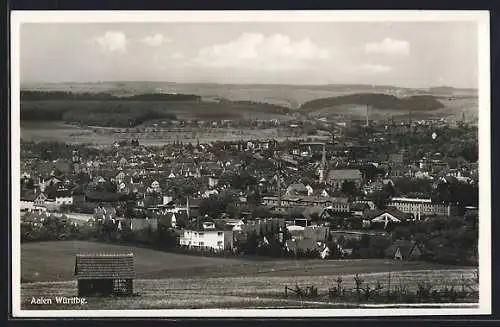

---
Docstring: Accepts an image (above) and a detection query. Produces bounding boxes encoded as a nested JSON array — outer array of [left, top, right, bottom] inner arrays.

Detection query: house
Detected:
[[74, 253, 135, 296], [214, 218, 245, 232], [115, 171, 126, 182], [201, 189, 219, 198], [385, 240, 423, 261], [326, 169, 363, 191], [94, 206, 118, 220], [353, 200, 377, 210], [119, 157, 128, 166], [34, 192, 48, 208], [179, 221, 234, 251], [55, 191, 73, 206], [350, 202, 370, 217], [208, 176, 219, 188]]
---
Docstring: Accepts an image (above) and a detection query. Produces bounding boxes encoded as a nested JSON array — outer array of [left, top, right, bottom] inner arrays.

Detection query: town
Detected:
[[19, 112, 479, 266]]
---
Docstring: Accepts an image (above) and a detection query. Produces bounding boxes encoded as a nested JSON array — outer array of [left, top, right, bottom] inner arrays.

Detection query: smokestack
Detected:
[[365, 105, 369, 127], [319, 143, 326, 183]]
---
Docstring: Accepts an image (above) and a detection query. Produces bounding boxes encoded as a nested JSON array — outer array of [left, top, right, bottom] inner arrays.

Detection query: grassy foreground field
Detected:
[[20, 241, 478, 310]]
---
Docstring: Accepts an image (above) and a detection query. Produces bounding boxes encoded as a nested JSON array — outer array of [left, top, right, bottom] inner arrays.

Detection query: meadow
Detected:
[[20, 241, 478, 310], [20, 121, 310, 145]]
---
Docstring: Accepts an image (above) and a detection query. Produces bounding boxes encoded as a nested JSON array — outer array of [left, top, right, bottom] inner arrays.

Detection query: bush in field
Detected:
[[21, 214, 84, 242]]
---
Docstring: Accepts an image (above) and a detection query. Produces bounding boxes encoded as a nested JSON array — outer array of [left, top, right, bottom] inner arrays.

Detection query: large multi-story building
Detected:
[[387, 197, 459, 219], [262, 195, 350, 213]]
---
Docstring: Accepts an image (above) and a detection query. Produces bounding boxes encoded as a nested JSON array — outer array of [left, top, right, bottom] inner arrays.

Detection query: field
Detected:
[[20, 121, 314, 145], [20, 241, 478, 310], [18, 82, 478, 145]]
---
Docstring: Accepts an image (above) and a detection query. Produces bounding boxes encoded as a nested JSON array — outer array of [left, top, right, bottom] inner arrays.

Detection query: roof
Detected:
[[286, 183, 308, 193], [327, 169, 363, 181], [74, 253, 135, 279], [55, 190, 72, 198], [364, 208, 412, 221], [390, 197, 432, 204], [350, 202, 369, 211]]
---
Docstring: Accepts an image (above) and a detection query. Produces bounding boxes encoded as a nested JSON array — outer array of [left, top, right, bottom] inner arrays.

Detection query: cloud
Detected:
[[94, 31, 127, 53], [364, 38, 410, 55], [141, 33, 171, 47], [357, 64, 393, 74], [192, 33, 331, 70], [171, 52, 184, 60]]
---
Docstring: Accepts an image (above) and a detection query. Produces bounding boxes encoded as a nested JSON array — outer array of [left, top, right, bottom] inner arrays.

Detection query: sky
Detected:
[[19, 21, 479, 88]]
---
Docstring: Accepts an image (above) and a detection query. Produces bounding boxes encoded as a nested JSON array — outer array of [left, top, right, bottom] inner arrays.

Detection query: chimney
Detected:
[[365, 105, 370, 127]]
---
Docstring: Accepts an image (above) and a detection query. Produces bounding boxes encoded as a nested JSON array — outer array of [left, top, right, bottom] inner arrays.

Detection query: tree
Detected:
[[231, 171, 257, 190], [310, 211, 321, 222], [252, 206, 272, 219], [239, 232, 259, 255], [199, 196, 230, 218], [461, 143, 479, 162], [341, 181, 358, 198]]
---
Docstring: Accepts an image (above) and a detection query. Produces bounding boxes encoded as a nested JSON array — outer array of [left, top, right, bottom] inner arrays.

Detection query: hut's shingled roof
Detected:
[[74, 253, 135, 279]]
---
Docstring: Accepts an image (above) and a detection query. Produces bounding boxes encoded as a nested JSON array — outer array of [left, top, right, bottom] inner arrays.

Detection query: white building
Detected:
[[179, 222, 233, 251], [208, 176, 219, 188], [387, 197, 458, 219], [55, 194, 73, 206]]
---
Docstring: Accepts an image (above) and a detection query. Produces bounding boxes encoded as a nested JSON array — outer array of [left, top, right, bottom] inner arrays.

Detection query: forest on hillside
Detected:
[[20, 91, 291, 127], [20, 90, 202, 102], [299, 93, 445, 112]]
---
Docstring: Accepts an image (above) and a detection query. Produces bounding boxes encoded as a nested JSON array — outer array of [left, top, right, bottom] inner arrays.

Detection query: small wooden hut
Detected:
[[74, 253, 135, 297]]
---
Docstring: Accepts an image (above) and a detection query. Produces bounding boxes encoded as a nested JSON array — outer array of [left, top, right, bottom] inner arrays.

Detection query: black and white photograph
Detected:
[[10, 10, 491, 317]]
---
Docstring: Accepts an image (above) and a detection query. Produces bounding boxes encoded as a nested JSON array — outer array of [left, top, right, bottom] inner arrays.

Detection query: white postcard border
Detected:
[[10, 10, 491, 318]]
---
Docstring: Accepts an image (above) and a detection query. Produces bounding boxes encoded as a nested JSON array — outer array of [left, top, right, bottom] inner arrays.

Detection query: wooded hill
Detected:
[[21, 90, 202, 102], [299, 93, 445, 113], [20, 91, 291, 127]]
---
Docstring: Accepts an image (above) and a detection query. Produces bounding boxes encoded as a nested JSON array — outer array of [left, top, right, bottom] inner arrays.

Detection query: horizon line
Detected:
[[20, 80, 479, 91]]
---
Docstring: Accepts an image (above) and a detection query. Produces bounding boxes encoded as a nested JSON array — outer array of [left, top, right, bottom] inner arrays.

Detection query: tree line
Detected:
[[21, 90, 201, 102]]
